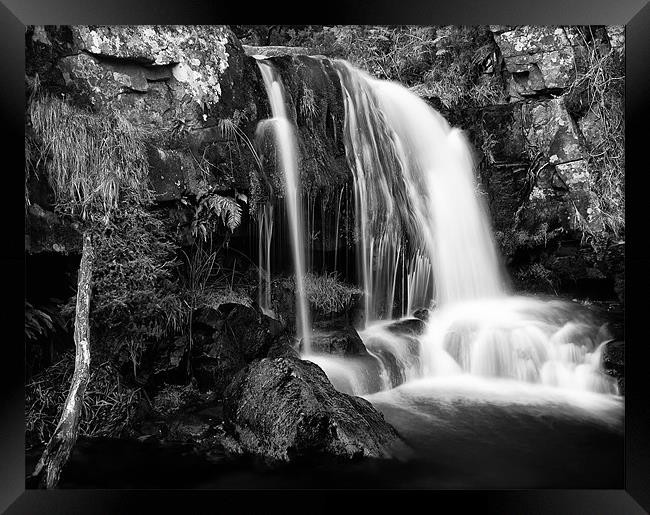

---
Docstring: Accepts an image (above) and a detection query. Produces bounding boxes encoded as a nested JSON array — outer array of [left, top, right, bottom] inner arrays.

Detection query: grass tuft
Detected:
[[280, 272, 362, 315], [25, 353, 141, 448], [28, 95, 151, 220]]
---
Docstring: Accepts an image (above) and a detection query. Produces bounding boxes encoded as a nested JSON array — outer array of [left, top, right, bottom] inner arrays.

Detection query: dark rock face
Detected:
[[302, 325, 368, 356], [26, 25, 264, 206], [223, 357, 407, 464], [25, 204, 82, 254], [192, 304, 296, 394], [386, 317, 426, 337], [467, 26, 625, 300]]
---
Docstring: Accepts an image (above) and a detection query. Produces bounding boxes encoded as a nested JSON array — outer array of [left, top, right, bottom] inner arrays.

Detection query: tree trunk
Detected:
[[32, 231, 94, 489]]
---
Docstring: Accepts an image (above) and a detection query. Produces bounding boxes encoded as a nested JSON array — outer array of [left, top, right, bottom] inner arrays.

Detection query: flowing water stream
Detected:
[[252, 58, 622, 486], [256, 58, 312, 352], [255, 57, 620, 401]]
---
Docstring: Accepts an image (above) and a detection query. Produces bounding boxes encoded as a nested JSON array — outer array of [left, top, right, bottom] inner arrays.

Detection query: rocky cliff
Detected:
[[466, 26, 624, 300]]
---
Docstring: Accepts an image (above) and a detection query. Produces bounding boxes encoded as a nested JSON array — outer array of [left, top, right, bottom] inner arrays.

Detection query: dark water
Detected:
[[26, 380, 623, 489]]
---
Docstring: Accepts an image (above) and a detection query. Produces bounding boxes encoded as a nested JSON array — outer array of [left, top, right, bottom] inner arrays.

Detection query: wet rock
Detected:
[[193, 303, 293, 394], [267, 337, 300, 359], [193, 307, 224, 331], [146, 147, 206, 202], [302, 325, 368, 356], [601, 339, 624, 389], [223, 357, 408, 464], [243, 45, 316, 57], [386, 317, 426, 337], [167, 414, 212, 443], [412, 308, 432, 322]]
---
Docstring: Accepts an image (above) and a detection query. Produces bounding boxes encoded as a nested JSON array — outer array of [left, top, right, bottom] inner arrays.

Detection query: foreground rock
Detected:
[[223, 357, 408, 465]]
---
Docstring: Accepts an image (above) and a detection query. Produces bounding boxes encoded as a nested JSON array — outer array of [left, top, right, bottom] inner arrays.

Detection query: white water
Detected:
[[254, 56, 619, 402], [315, 61, 620, 400], [256, 59, 312, 352], [256, 201, 274, 315], [336, 61, 505, 321]]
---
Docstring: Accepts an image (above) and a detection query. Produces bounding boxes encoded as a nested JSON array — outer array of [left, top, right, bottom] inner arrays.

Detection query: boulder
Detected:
[[192, 303, 294, 394], [522, 98, 585, 166], [301, 325, 368, 356], [222, 357, 408, 464], [412, 308, 432, 322], [386, 317, 426, 337]]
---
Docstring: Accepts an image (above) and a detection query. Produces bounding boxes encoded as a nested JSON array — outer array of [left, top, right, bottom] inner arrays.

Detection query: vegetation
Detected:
[[28, 96, 151, 220], [569, 27, 625, 250], [514, 262, 558, 294], [25, 301, 65, 342], [26, 352, 141, 449], [72, 205, 183, 380], [280, 272, 362, 316], [27, 93, 152, 488], [236, 25, 505, 111]]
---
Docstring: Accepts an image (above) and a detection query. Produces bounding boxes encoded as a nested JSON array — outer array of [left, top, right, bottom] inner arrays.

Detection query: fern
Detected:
[[191, 192, 243, 240], [211, 194, 242, 232], [25, 301, 56, 341]]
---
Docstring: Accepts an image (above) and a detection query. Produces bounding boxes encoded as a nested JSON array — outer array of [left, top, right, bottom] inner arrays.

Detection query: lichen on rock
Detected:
[[73, 25, 230, 108], [491, 26, 580, 97]]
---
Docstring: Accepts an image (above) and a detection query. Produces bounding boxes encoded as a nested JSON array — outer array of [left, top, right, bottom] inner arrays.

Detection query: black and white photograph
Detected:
[[21, 22, 632, 495]]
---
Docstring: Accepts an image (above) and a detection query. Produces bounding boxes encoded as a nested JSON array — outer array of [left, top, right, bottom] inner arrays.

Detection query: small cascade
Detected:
[[256, 59, 312, 352], [256, 201, 274, 314], [333, 185, 344, 270]]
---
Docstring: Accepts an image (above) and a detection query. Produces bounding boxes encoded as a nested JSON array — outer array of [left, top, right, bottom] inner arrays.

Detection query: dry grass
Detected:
[[280, 272, 361, 315], [300, 86, 319, 126], [568, 28, 625, 243], [26, 352, 141, 447], [28, 95, 151, 220]]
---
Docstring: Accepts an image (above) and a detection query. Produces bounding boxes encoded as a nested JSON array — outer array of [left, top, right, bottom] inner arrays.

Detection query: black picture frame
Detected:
[[4, 1, 649, 512]]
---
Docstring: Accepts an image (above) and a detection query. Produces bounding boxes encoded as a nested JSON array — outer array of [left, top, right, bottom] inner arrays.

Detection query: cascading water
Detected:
[[256, 201, 274, 315], [336, 60, 505, 318], [309, 60, 619, 399], [256, 58, 312, 352], [252, 54, 618, 400]]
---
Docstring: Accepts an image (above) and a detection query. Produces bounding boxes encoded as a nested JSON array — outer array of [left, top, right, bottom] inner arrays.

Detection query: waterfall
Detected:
[[252, 55, 618, 398], [335, 60, 505, 319], [256, 59, 312, 353], [314, 60, 618, 397]]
